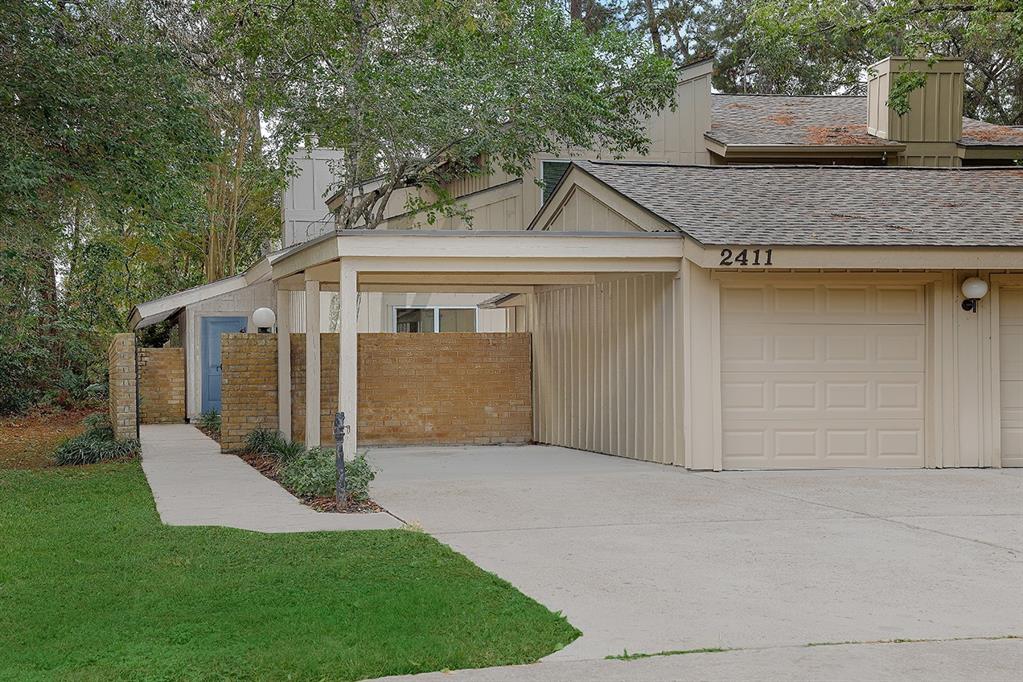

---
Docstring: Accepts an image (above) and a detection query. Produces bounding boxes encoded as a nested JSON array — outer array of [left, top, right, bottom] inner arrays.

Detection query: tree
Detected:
[[737, 0, 1023, 123], [0, 0, 216, 411], [210, 0, 677, 230]]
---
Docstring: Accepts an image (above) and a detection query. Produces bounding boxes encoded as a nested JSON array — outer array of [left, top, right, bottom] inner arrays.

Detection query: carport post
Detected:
[[305, 278, 321, 447], [338, 258, 358, 454], [276, 288, 292, 440]]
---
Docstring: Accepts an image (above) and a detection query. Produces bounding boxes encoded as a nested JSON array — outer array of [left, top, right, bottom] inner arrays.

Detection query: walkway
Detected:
[[140, 424, 401, 532]]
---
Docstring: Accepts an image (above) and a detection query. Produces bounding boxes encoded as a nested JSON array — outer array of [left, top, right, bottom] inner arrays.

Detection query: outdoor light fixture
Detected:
[[960, 277, 989, 313], [253, 307, 276, 333]]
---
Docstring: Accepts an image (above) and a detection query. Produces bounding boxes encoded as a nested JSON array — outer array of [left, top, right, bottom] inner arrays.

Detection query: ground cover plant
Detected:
[[0, 461, 579, 680], [196, 410, 221, 441], [51, 413, 140, 466], [239, 429, 378, 512]]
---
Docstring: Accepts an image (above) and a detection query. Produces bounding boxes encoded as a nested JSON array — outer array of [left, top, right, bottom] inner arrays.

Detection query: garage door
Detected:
[[721, 282, 927, 469], [1001, 287, 1023, 468]]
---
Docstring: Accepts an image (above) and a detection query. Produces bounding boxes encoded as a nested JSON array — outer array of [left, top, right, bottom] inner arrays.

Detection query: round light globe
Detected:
[[252, 307, 276, 331], [961, 277, 989, 301]]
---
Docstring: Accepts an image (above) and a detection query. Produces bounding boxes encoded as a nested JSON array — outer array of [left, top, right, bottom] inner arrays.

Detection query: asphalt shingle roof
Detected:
[[575, 160, 1023, 247], [709, 94, 1023, 148]]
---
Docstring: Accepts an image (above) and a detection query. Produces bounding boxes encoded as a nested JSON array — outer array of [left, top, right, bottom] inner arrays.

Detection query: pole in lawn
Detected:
[[333, 411, 349, 506]]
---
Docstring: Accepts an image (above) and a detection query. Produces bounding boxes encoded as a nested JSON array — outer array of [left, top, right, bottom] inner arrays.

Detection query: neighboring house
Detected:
[[131, 55, 1023, 470]]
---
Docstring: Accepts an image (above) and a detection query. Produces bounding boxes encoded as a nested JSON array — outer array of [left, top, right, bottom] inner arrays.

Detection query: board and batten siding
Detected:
[[530, 273, 682, 464]]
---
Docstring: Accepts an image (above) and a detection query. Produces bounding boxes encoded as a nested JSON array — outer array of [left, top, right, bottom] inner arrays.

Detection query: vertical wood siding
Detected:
[[530, 273, 681, 464]]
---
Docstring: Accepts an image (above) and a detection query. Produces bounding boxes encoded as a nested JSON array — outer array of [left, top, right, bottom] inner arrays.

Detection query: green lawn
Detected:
[[0, 462, 578, 681]]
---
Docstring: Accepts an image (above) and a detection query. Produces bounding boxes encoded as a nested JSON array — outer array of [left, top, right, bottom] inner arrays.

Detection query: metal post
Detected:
[[333, 411, 349, 505]]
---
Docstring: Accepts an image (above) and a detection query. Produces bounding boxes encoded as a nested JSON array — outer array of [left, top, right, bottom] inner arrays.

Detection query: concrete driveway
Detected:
[[369, 445, 1023, 674]]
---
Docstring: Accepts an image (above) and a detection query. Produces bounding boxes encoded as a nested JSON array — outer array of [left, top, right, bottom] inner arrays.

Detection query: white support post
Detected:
[[305, 279, 321, 447], [339, 258, 359, 454], [276, 288, 292, 440]]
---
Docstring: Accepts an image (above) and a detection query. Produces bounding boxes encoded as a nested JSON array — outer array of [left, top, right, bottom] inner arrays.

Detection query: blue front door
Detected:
[[201, 316, 248, 413]]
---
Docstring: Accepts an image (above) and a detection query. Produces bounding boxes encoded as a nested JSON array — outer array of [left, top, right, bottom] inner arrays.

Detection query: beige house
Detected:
[[130, 55, 1023, 469]]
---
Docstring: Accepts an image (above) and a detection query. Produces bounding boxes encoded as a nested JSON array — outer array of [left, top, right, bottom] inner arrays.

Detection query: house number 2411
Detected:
[[719, 248, 773, 266]]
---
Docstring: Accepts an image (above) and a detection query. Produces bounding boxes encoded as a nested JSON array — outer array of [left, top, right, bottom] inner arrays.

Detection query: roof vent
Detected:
[[867, 57, 964, 143]]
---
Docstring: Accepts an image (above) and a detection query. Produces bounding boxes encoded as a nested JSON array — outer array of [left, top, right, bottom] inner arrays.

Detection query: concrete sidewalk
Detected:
[[140, 424, 401, 532], [375, 637, 1023, 681]]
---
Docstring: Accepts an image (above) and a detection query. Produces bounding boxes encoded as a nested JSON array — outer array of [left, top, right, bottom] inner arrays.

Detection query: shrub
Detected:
[[343, 453, 376, 503], [282, 448, 375, 501], [83, 412, 113, 438], [271, 438, 306, 463], [52, 414, 140, 466], [280, 449, 335, 497], [245, 428, 285, 455], [53, 435, 140, 465], [197, 410, 221, 438]]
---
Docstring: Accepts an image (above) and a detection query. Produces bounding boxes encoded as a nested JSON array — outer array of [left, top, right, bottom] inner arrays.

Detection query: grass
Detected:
[[0, 462, 579, 681]]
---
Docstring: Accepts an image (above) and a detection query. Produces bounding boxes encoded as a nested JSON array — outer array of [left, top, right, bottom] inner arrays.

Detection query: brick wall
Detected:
[[289, 333, 338, 446], [291, 333, 533, 447], [220, 333, 278, 451], [107, 333, 137, 442], [221, 332, 532, 450], [138, 348, 186, 424]]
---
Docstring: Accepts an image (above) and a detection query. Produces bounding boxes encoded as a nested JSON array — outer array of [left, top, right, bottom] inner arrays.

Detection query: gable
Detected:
[[541, 186, 644, 233]]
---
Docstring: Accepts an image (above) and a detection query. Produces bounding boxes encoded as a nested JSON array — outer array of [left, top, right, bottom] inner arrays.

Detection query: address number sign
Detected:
[[719, 248, 773, 267]]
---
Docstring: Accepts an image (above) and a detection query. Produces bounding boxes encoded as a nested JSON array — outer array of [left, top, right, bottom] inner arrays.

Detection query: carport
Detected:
[[268, 230, 685, 455]]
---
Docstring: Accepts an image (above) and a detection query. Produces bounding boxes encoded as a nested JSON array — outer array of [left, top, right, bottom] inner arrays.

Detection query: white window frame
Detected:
[[392, 305, 479, 333]]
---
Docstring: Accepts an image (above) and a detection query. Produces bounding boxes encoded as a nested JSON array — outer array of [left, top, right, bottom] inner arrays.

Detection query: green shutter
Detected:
[[541, 161, 571, 204]]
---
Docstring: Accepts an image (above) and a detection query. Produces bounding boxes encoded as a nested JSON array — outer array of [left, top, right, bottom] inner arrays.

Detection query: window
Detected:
[[394, 307, 477, 333], [540, 160, 571, 204]]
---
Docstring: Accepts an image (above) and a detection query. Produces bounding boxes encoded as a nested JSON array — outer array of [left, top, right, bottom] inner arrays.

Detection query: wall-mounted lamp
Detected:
[[960, 277, 989, 313], [253, 307, 277, 333]]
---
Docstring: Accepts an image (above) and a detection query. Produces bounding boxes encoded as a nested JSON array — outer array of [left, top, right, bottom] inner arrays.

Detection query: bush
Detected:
[[83, 412, 113, 437], [344, 453, 376, 502], [272, 438, 306, 463], [52, 414, 140, 466], [197, 410, 221, 438], [280, 449, 335, 497], [245, 427, 285, 455], [53, 434, 140, 465], [281, 448, 375, 501]]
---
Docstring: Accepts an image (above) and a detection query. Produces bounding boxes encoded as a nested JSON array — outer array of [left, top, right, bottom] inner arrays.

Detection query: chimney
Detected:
[[867, 57, 964, 143]]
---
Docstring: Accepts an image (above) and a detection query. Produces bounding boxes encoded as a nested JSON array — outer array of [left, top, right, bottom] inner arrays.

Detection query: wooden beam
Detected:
[[360, 284, 535, 293], [338, 259, 359, 454], [334, 233, 683, 260], [344, 256, 682, 274], [304, 280, 321, 447], [357, 272, 597, 285], [276, 289, 292, 440]]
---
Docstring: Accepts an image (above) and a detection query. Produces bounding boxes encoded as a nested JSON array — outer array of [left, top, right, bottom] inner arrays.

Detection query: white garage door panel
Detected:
[[721, 283, 927, 469], [722, 325, 926, 373], [721, 284, 926, 324], [724, 420, 924, 468], [722, 372, 925, 420], [1001, 288, 1023, 467]]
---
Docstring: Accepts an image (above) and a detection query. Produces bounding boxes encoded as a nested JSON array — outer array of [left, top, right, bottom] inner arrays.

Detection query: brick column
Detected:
[[107, 333, 138, 441], [220, 333, 278, 452]]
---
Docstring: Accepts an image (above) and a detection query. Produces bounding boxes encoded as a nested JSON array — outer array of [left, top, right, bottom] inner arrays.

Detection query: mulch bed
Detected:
[[237, 451, 384, 514], [197, 425, 220, 442], [0, 407, 100, 470]]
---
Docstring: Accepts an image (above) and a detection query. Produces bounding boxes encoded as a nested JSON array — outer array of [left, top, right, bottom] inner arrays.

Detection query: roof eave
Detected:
[[704, 134, 906, 157]]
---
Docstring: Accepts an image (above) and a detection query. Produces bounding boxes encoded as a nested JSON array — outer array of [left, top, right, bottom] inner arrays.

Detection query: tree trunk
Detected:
[[570, 0, 583, 22], [643, 0, 663, 55]]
